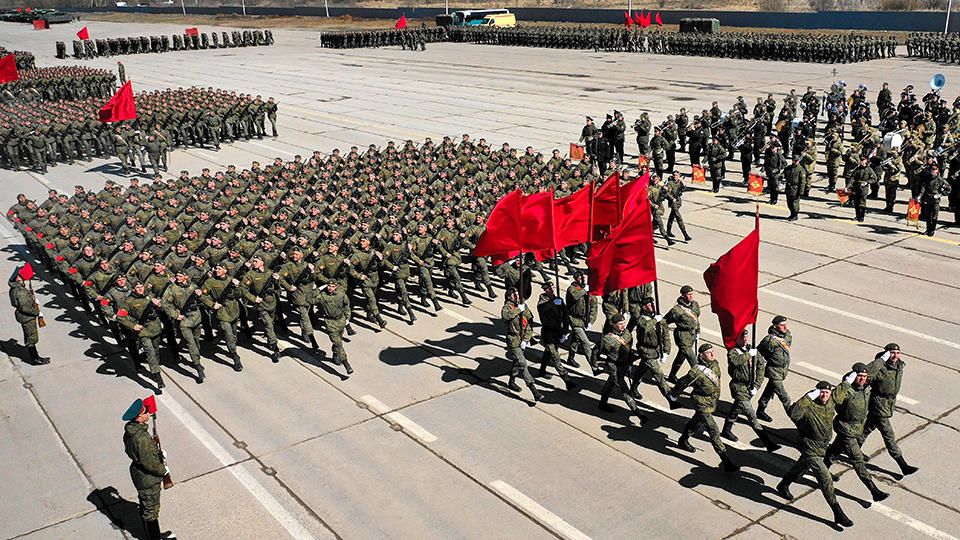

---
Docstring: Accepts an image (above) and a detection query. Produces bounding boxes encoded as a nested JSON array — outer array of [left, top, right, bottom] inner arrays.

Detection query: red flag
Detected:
[[520, 191, 555, 252], [640, 12, 651, 28], [624, 11, 632, 28], [143, 395, 158, 414], [655, 11, 663, 26], [587, 183, 657, 296], [906, 198, 920, 222], [592, 171, 621, 228], [619, 170, 650, 216], [702, 219, 759, 348], [18, 262, 35, 281], [692, 164, 706, 184], [554, 184, 591, 249], [185, 27, 199, 36], [98, 81, 137, 122], [570, 143, 584, 161], [472, 190, 522, 257], [490, 252, 521, 266], [0, 54, 19, 84], [33, 19, 48, 30], [395, 14, 408, 29], [836, 188, 849, 205], [77, 26, 89, 40], [748, 173, 764, 195]]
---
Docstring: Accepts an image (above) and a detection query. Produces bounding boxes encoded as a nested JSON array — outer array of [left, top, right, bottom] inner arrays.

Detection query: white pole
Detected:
[[180, 0, 185, 15], [946, 0, 953, 35], [628, 0, 632, 18], [325, 0, 329, 17], [445, 0, 448, 15], [242, 0, 246, 16]]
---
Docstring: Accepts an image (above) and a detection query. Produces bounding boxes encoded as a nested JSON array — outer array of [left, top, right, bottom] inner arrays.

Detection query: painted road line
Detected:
[[795, 361, 919, 406], [248, 140, 297, 156], [160, 395, 321, 540], [443, 307, 473, 323], [384, 411, 439, 443], [657, 259, 960, 352], [872, 502, 959, 540], [489, 480, 592, 540], [359, 394, 391, 415]]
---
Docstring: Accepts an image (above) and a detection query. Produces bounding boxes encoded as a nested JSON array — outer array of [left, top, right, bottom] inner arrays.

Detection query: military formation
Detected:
[[905, 31, 960, 62], [56, 29, 274, 60], [318, 27, 444, 49], [0, 87, 279, 174], [0, 46, 35, 69], [1, 65, 116, 101]]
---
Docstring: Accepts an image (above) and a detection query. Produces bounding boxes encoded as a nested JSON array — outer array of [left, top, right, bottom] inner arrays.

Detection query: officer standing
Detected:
[[669, 344, 740, 472], [501, 288, 542, 403], [776, 381, 855, 529], [863, 343, 919, 476], [122, 398, 175, 540], [756, 315, 793, 422], [9, 265, 48, 364], [784, 156, 804, 221], [665, 284, 700, 382], [824, 362, 890, 502]]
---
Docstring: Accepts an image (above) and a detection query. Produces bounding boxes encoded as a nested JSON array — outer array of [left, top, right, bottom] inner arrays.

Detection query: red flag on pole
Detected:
[[98, 80, 138, 123], [33, 19, 49, 30], [624, 11, 632, 28], [592, 171, 621, 227], [472, 190, 522, 257], [77, 26, 89, 40], [395, 14, 408, 29], [17, 262, 35, 281], [0, 54, 19, 84], [640, 12, 651, 28], [185, 27, 199, 36], [520, 191, 555, 253], [619, 169, 650, 217], [587, 183, 657, 296], [142, 395, 158, 414], [655, 11, 663, 26], [569, 143, 584, 161], [748, 173, 764, 196], [702, 219, 759, 348], [554, 184, 591, 249]]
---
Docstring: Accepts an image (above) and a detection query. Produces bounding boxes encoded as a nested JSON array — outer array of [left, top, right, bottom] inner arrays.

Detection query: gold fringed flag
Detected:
[[570, 143, 584, 161], [637, 155, 648, 170], [692, 164, 705, 184], [906, 198, 920, 226], [748, 173, 764, 196], [836, 188, 849, 205]]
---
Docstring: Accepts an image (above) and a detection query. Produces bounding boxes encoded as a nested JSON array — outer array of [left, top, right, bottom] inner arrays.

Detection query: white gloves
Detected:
[[844, 371, 857, 383], [806, 389, 821, 400], [560, 333, 569, 343], [553, 298, 562, 305], [518, 303, 526, 311], [668, 395, 677, 402], [520, 341, 528, 350], [164, 466, 171, 475], [748, 348, 758, 357], [695, 332, 700, 341], [655, 315, 663, 322], [162, 450, 168, 459], [660, 353, 669, 364], [316, 284, 328, 292], [750, 388, 758, 397], [880, 351, 891, 361]]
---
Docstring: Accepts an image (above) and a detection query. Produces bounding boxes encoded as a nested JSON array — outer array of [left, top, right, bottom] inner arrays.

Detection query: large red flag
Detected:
[[624, 11, 632, 28], [592, 171, 621, 227], [472, 190, 522, 257], [554, 184, 591, 249], [17, 262, 35, 281], [185, 27, 199, 36], [702, 219, 759, 348], [587, 183, 657, 296], [619, 169, 650, 216], [655, 11, 663, 26], [520, 191, 555, 253], [98, 80, 137, 122], [395, 14, 408, 29], [142, 394, 158, 414], [77, 26, 89, 40], [640, 12, 651, 28], [0, 54, 19, 84]]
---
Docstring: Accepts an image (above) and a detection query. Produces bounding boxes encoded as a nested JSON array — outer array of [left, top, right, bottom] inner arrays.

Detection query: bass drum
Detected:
[[882, 132, 903, 152]]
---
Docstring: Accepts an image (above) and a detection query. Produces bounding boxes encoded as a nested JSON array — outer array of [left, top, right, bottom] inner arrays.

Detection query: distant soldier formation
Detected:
[[1, 65, 117, 101], [319, 27, 445, 49], [906, 31, 960, 62], [57, 29, 274, 60], [0, 47, 36, 69]]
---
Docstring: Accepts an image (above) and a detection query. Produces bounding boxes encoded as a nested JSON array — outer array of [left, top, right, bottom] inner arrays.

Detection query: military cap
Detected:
[[815, 380, 831, 390], [572, 269, 585, 278], [606, 113, 613, 119], [122, 398, 145, 421], [852, 362, 868, 373], [679, 285, 694, 295], [180, 170, 189, 174], [586, 116, 593, 121], [884, 343, 900, 351], [698, 343, 713, 354], [641, 296, 655, 305], [611, 313, 625, 324], [772, 315, 787, 325], [74, 185, 84, 190], [9, 266, 23, 282]]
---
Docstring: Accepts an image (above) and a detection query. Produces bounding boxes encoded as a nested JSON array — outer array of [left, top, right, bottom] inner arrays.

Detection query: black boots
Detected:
[[831, 502, 854, 527], [376, 316, 387, 329], [756, 408, 773, 422], [896, 456, 919, 475], [345, 324, 356, 336], [27, 345, 50, 365], [528, 383, 543, 403], [677, 433, 695, 452], [408, 310, 417, 325], [459, 290, 472, 306], [507, 375, 521, 392], [486, 284, 496, 299], [231, 353, 242, 372], [270, 345, 280, 363], [432, 298, 442, 312], [721, 421, 739, 442], [342, 358, 353, 375], [195, 364, 204, 384], [144, 518, 176, 539], [756, 429, 781, 452], [719, 452, 740, 472], [153, 371, 165, 391], [309, 334, 321, 351], [866, 479, 890, 502], [776, 480, 794, 501]]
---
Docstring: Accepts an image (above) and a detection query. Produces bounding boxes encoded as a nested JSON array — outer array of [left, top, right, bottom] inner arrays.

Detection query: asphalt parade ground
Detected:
[[1, 20, 959, 540]]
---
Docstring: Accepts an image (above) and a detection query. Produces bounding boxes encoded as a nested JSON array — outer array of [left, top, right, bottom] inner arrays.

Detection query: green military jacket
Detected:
[[758, 326, 791, 380], [671, 359, 722, 413], [501, 301, 534, 348], [9, 281, 40, 324], [565, 283, 597, 329], [162, 281, 202, 326], [435, 227, 463, 267], [315, 252, 350, 287], [665, 297, 700, 346], [241, 268, 278, 312], [381, 241, 410, 280], [123, 421, 165, 491], [833, 380, 870, 438], [635, 312, 671, 361], [867, 355, 904, 418], [117, 292, 163, 338], [789, 393, 837, 456], [727, 346, 765, 401], [200, 274, 241, 322], [350, 249, 380, 288], [315, 288, 350, 328], [601, 328, 634, 365]]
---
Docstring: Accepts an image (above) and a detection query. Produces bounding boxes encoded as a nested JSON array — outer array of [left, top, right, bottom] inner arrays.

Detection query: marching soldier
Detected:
[[382, 231, 416, 325], [629, 296, 671, 402], [756, 315, 793, 422], [663, 172, 692, 242], [315, 281, 353, 375], [200, 264, 243, 372], [501, 288, 542, 403], [279, 249, 320, 349], [536, 281, 577, 390], [564, 270, 597, 371], [117, 281, 165, 391], [721, 329, 780, 451], [241, 257, 281, 362], [665, 285, 700, 382], [162, 271, 205, 382], [863, 343, 919, 476], [598, 313, 647, 425]]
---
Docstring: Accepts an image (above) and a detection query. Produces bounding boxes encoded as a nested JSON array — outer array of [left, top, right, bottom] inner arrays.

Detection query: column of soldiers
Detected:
[[905, 32, 960, 62], [0, 87, 279, 174], [319, 27, 445, 49], [59, 29, 274, 60], [1, 66, 116, 101], [445, 26, 893, 63], [0, 47, 36, 69]]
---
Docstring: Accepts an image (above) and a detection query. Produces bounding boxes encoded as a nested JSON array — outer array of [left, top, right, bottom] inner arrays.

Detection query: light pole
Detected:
[[946, 0, 953, 34], [180, 0, 185, 15]]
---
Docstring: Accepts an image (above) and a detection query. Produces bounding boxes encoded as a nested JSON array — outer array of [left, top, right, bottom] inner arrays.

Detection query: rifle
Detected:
[[150, 410, 174, 489], [28, 280, 46, 328]]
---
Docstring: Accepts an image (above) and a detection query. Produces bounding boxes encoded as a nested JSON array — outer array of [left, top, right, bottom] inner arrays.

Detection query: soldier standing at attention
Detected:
[[824, 362, 890, 502], [579, 116, 597, 145], [665, 285, 700, 382], [776, 381, 855, 529], [502, 288, 542, 403], [122, 398, 175, 540], [9, 265, 48, 364], [756, 315, 793, 422], [117, 61, 126, 85], [784, 155, 804, 221], [863, 343, 919, 476], [669, 344, 740, 472]]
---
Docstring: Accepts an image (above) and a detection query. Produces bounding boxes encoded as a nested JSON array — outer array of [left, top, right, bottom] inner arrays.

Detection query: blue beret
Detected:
[[122, 398, 145, 421]]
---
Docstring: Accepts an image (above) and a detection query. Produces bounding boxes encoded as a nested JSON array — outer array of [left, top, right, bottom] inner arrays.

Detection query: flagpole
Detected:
[[654, 279, 663, 358], [752, 199, 759, 351]]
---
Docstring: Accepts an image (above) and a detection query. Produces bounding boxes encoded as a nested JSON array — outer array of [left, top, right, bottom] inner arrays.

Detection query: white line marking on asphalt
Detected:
[[385, 411, 439, 443], [442, 307, 472, 323], [248, 140, 296, 156], [872, 502, 959, 540], [161, 395, 320, 540], [489, 480, 592, 540], [359, 394, 391, 415], [658, 259, 960, 351]]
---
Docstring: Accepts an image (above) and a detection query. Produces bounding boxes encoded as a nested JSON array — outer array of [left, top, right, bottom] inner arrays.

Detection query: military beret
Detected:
[[698, 343, 713, 354], [611, 313, 625, 324], [815, 380, 831, 390], [680, 285, 694, 295], [772, 315, 787, 325], [573, 269, 585, 278], [884, 343, 900, 351], [122, 398, 145, 421], [852, 362, 868, 373], [641, 296, 655, 305]]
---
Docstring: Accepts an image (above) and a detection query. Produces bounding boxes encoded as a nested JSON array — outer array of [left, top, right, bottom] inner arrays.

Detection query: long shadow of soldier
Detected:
[[421, 319, 504, 356], [87, 486, 148, 540]]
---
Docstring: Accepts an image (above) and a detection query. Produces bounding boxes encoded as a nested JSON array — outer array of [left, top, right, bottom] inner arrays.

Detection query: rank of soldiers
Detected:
[[1, 65, 117, 101], [0, 87, 279, 174], [0, 47, 35, 70], [318, 27, 445, 49], [905, 31, 960, 62], [56, 29, 275, 60]]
